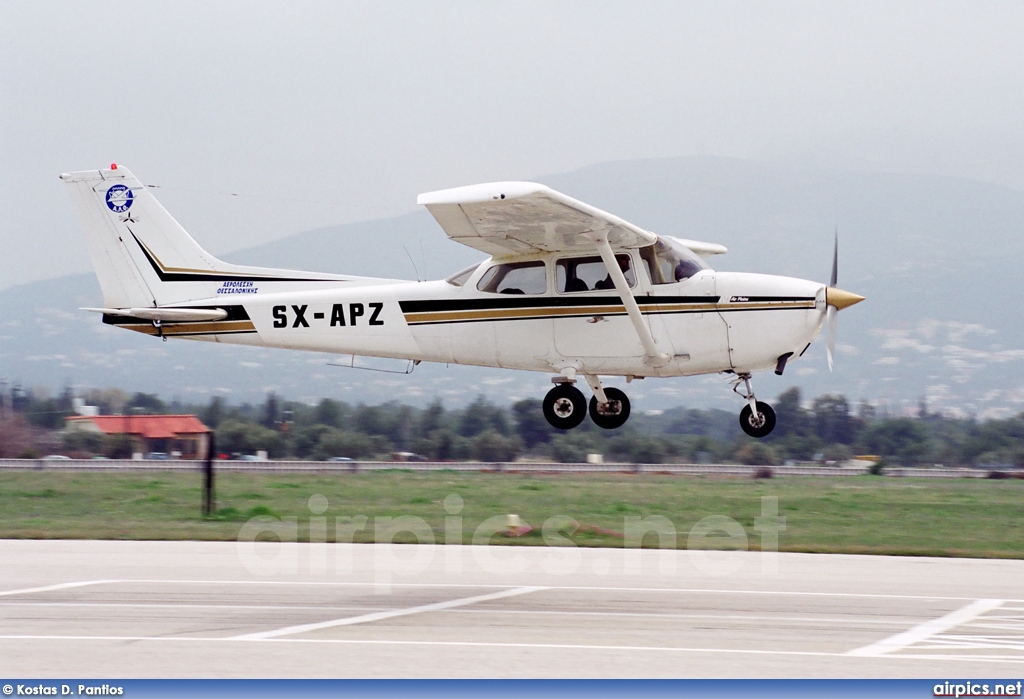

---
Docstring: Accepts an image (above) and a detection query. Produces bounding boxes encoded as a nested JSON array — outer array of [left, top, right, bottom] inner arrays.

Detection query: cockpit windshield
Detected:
[[444, 262, 482, 287], [639, 238, 709, 285]]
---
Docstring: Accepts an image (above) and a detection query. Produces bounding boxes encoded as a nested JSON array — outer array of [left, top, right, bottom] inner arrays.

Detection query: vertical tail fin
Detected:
[[60, 165, 357, 308], [61, 166, 167, 308]]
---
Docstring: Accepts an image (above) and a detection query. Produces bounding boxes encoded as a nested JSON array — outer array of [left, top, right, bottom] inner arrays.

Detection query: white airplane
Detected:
[[61, 165, 863, 437]]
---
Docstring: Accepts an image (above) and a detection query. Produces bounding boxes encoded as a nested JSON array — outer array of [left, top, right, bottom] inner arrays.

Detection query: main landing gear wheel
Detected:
[[589, 387, 631, 429], [739, 401, 776, 438], [543, 384, 587, 430]]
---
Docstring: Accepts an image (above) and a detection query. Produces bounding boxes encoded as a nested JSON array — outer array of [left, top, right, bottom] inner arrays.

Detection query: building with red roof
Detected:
[[66, 414, 211, 459]]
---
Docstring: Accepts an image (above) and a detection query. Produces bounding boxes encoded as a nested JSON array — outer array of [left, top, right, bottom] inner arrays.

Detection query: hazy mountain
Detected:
[[2, 157, 1022, 417]]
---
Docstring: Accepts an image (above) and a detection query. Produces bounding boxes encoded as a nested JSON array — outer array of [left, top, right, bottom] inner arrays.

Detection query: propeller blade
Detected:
[[826, 304, 837, 372], [830, 228, 838, 287]]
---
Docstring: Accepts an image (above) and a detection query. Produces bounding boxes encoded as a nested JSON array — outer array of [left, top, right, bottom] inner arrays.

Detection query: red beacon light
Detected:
[[110, 163, 118, 170]]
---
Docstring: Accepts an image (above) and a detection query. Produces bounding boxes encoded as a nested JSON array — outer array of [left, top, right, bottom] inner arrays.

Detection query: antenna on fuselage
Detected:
[[403, 245, 423, 282]]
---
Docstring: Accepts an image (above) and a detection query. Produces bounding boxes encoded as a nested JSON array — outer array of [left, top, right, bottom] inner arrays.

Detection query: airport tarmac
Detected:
[[1, 539, 1022, 678]]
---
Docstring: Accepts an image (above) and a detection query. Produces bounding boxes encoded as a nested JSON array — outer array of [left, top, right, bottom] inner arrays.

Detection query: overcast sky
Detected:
[[3, 1, 1024, 290]]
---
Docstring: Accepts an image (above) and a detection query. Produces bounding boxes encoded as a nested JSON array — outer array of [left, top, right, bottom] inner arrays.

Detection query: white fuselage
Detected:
[[63, 165, 862, 435], [125, 251, 827, 380]]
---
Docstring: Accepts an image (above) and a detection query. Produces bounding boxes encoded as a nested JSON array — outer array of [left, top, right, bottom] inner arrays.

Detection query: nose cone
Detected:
[[826, 287, 865, 311]]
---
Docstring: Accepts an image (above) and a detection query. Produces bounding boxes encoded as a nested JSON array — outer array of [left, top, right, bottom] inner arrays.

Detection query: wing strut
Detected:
[[588, 232, 670, 367]]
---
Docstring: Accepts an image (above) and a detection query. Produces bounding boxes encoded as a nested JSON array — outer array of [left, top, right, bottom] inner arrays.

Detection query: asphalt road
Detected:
[[0, 540, 1022, 678]]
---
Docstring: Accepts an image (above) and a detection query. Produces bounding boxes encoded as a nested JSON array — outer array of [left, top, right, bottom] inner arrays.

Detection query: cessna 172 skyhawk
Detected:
[[61, 165, 863, 437]]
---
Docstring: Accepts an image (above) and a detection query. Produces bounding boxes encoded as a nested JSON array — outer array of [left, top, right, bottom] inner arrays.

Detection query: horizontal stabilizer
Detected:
[[82, 307, 229, 322]]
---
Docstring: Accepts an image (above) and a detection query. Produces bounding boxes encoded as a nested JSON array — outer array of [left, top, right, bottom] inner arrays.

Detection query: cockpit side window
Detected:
[[476, 260, 547, 295], [445, 263, 482, 287], [640, 239, 708, 284], [556, 254, 635, 293]]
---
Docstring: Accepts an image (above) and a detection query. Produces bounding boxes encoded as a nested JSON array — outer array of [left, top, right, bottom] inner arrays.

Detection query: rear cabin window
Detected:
[[476, 261, 547, 295], [556, 254, 635, 293]]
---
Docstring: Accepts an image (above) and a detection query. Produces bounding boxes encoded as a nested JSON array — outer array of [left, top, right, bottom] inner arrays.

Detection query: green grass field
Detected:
[[1, 470, 1022, 558]]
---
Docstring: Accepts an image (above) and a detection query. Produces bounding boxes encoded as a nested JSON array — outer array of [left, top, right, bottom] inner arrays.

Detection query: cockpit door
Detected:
[[637, 241, 731, 373], [552, 253, 645, 359]]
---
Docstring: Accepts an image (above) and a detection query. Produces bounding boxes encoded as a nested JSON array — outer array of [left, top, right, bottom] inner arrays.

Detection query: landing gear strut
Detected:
[[583, 375, 630, 430], [732, 373, 776, 438], [589, 388, 630, 429]]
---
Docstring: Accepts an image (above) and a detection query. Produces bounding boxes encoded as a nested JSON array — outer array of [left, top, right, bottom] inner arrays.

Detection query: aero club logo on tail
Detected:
[[105, 184, 134, 213]]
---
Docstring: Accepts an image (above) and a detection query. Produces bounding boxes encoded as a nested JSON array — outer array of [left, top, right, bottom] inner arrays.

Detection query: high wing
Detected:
[[421, 181, 675, 365], [417, 181, 730, 367], [417, 182, 658, 256]]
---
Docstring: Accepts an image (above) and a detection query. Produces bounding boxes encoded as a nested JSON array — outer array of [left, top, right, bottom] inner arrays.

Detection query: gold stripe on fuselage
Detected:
[[404, 304, 627, 324], [403, 299, 814, 325], [723, 301, 816, 311]]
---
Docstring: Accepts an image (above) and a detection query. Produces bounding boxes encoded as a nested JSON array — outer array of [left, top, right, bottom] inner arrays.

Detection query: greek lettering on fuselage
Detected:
[[217, 281, 258, 295], [272, 303, 384, 328]]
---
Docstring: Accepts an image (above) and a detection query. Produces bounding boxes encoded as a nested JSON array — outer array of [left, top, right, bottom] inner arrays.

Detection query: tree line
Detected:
[[0, 384, 1022, 467]]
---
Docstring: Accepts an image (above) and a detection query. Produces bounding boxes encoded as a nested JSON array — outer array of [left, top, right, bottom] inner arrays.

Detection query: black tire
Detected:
[[542, 384, 587, 430], [588, 387, 631, 429], [739, 401, 776, 438]]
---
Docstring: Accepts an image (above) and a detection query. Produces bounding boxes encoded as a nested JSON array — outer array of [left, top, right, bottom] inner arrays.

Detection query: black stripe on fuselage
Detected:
[[398, 295, 720, 314], [129, 231, 341, 283], [725, 296, 816, 303], [401, 294, 816, 325]]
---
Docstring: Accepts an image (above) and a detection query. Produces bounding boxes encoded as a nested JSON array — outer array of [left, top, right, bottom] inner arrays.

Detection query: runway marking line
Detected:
[[0, 580, 116, 597], [914, 608, 1024, 653], [230, 585, 548, 640], [845, 599, 1005, 657], [6, 579, 1023, 664], [916, 635, 1024, 651]]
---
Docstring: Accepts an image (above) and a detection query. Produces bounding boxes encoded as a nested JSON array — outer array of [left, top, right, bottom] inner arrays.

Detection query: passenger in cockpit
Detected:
[[595, 255, 632, 290]]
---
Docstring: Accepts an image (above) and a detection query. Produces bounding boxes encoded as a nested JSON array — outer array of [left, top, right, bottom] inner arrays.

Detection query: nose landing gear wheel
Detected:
[[543, 384, 587, 430], [589, 387, 631, 429], [739, 401, 776, 438]]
